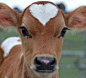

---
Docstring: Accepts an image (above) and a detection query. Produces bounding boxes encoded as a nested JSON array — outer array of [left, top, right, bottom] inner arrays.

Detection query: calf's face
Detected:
[[0, 1, 86, 77], [19, 2, 66, 76]]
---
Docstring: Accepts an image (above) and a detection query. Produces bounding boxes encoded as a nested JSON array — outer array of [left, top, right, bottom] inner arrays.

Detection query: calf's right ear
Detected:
[[64, 6, 86, 31], [0, 3, 22, 28]]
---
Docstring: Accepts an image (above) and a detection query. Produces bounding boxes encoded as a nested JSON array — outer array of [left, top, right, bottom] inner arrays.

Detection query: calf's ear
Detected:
[[64, 6, 86, 31], [0, 3, 22, 28]]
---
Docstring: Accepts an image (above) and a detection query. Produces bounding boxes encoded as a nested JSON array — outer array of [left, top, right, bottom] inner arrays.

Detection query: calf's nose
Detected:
[[34, 57, 56, 73]]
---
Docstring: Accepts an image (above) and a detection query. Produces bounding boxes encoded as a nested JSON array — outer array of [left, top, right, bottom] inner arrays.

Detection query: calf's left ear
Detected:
[[64, 6, 86, 31], [0, 3, 22, 28]]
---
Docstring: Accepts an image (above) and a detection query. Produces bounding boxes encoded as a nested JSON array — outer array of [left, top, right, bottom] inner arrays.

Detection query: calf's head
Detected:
[[0, 1, 86, 77]]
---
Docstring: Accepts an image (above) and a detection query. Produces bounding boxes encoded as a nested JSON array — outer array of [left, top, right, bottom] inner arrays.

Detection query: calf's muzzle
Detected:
[[34, 57, 56, 73]]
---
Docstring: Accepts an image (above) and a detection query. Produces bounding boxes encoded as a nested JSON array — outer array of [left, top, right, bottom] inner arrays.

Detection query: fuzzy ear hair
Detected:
[[0, 3, 21, 28], [64, 6, 86, 31]]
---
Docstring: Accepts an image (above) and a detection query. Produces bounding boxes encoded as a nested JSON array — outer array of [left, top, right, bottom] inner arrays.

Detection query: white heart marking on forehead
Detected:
[[29, 3, 58, 26]]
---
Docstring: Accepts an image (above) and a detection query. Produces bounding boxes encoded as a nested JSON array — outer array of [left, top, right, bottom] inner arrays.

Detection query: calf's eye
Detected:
[[19, 26, 32, 38], [58, 27, 70, 38]]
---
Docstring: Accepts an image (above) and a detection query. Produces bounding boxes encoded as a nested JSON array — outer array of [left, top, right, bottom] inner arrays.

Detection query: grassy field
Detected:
[[0, 29, 85, 78], [0, 29, 19, 40], [59, 56, 80, 78], [59, 31, 85, 78], [63, 31, 84, 51]]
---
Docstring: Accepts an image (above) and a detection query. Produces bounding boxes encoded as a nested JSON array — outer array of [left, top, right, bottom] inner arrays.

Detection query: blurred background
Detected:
[[0, 0, 86, 78]]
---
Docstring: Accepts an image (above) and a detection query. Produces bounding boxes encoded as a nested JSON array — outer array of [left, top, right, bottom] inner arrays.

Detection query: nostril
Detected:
[[34, 57, 41, 66], [50, 58, 56, 66]]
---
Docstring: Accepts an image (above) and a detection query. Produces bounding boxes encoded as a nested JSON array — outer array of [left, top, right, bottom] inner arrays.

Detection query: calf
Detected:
[[0, 1, 86, 78]]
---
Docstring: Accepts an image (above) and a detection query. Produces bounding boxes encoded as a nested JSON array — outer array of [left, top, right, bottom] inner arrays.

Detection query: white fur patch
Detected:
[[5, 76, 8, 78], [57, 66, 59, 70], [1, 37, 22, 57], [56, 66, 59, 73], [29, 3, 58, 26], [20, 53, 23, 59]]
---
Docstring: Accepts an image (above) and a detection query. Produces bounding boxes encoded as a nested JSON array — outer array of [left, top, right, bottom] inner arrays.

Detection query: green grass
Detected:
[[0, 29, 86, 78], [3, 29, 19, 39], [59, 31, 85, 78], [0, 29, 19, 43], [59, 56, 80, 78], [62, 31, 84, 51], [59, 68, 80, 78]]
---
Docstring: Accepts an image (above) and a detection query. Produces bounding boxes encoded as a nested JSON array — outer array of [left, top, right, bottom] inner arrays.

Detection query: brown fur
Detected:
[[64, 6, 86, 30], [0, 1, 86, 78], [0, 45, 23, 78], [0, 45, 4, 66]]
